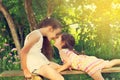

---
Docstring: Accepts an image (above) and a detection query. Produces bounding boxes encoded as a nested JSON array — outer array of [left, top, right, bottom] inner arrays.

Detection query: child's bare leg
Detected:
[[90, 70, 104, 80], [34, 64, 64, 80], [49, 61, 61, 70], [104, 59, 120, 68]]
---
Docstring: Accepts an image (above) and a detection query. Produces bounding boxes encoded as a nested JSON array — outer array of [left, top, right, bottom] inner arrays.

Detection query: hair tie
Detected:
[[48, 16, 51, 19]]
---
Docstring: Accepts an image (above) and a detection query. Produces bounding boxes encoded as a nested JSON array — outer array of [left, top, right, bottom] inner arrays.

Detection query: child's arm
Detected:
[[58, 50, 71, 72], [57, 62, 71, 72]]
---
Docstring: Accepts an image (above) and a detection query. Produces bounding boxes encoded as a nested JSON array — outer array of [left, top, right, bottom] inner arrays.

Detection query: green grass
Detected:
[[0, 77, 24, 80]]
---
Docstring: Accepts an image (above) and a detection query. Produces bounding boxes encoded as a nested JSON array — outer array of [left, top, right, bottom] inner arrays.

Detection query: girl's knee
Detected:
[[52, 75, 64, 80], [57, 76, 64, 80], [53, 75, 64, 80]]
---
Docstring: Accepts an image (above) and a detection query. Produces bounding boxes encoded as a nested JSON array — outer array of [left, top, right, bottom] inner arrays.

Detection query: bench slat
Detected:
[[0, 67, 120, 77], [0, 70, 23, 77], [61, 67, 120, 75], [102, 67, 120, 73]]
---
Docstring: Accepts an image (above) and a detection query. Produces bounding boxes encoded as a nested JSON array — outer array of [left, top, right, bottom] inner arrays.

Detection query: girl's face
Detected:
[[54, 35, 64, 49], [48, 27, 61, 41]]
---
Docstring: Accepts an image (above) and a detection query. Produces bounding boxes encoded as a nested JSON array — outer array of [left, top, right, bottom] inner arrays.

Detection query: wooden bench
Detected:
[[0, 67, 120, 79]]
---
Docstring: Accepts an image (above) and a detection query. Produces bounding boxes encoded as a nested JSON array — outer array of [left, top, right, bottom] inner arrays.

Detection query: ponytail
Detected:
[[38, 17, 62, 60], [41, 37, 53, 60]]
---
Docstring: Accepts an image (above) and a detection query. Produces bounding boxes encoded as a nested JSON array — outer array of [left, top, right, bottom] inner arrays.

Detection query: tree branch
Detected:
[[24, 0, 37, 31], [0, 3, 21, 54]]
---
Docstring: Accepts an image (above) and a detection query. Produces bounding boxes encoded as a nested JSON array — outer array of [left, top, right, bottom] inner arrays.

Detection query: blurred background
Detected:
[[0, 0, 120, 80]]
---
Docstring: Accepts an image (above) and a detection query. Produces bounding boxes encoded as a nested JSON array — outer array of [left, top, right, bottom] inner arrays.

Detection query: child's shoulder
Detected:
[[27, 29, 42, 37], [60, 49, 69, 54], [29, 29, 41, 35], [61, 48, 69, 52]]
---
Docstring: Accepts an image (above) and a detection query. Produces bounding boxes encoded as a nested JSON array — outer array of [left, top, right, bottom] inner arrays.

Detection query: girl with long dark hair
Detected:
[[20, 18, 64, 80]]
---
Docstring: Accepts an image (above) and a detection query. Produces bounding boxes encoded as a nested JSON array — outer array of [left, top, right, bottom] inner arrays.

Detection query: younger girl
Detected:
[[20, 18, 64, 80], [54, 33, 120, 80]]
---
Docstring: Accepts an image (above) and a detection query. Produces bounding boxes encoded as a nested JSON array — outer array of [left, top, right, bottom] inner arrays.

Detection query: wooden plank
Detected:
[[0, 70, 43, 80], [102, 67, 120, 73], [0, 67, 120, 77], [60, 67, 120, 75], [0, 70, 23, 77], [60, 70, 85, 75]]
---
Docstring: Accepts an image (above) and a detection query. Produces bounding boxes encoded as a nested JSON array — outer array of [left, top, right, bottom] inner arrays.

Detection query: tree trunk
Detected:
[[47, 0, 54, 17], [24, 0, 37, 31], [0, 2, 21, 54], [47, 0, 61, 17]]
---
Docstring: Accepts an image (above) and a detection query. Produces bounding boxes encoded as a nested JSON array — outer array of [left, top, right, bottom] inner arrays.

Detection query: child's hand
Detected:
[[68, 66, 72, 71], [56, 63, 70, 73], [23, 69, 32, 79]]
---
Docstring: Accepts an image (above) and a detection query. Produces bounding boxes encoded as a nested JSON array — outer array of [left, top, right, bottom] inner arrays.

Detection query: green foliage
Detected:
[[0, 76, 24, 80], [32, 0, 47, 22], [0, 44, 20, 72], [0, 0, 120, 80], [0, 43, 21, 80], [64, 74, 92, 80]]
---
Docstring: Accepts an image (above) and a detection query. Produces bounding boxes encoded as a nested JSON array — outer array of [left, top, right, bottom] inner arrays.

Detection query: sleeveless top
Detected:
[[24, 30, 50, 72]]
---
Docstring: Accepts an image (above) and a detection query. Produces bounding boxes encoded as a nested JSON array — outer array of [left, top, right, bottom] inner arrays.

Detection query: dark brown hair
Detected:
[[37, 17, 62, 60], [37, 17, 62, 29], [61, 33, 75, 50], [61, 33, 79, 55]]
